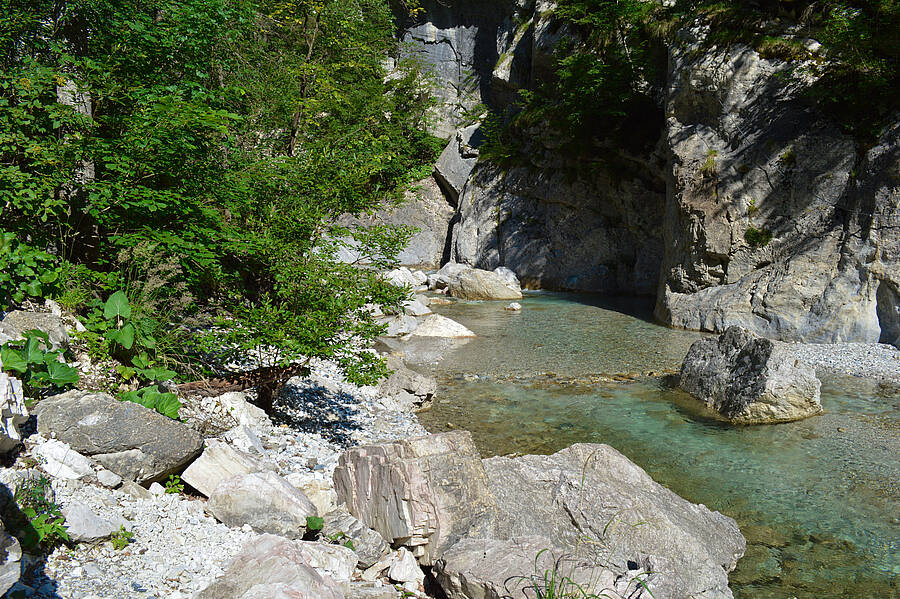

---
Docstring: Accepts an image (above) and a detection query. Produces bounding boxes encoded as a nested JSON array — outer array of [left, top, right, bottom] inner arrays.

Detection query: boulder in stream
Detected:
[[679, 326, 823, 424]]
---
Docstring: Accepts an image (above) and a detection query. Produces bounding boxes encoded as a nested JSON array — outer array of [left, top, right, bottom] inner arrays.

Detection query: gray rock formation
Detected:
[[322, 510, 391, 569], [0, 311, 69, 350], [208, 471, 318, 539], [448, 267, 523, 300], [0, 361, 28, 454], [334, 433, 744, 598], [378, 356, 437, 408], [409, 314, 476, 338], [434, 124, 483, 204], [679, 327, 823, 424], [339, 177, 454, 269], [451, 163, 665, 293], [197, 534, 346, 599], [34, 390, 203, 484], [62, 502, 129, 543], [435, 536, 649, 599], [333, 431, 498, 565], [656, 27, 900, 347], [482, 443, 745, 599], [182, 439, 267, 497]]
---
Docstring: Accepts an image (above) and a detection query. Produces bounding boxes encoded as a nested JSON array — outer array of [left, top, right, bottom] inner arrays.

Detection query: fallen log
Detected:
[[176, 363, 310, 412]]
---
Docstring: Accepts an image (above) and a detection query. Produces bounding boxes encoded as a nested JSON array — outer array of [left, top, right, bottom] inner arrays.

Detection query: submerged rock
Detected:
[[34, 390, 202, 484], [679, 326, 823, 424]]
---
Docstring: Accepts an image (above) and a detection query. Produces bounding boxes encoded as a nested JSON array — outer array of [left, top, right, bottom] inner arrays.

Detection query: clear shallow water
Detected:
[[418, 292, 900, 598]]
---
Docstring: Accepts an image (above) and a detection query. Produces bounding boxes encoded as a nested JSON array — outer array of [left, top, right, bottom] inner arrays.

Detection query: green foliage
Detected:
[[0, 0, 439, 384], [1, 330, 80, 397], [745, 226, 773, 247], [700, 150, 718, 177], [164, 475, 184, 494], [13, 475, 70, 551], [110, 525, 134, 550], [119, 385, 182, 420], [306, 516, 324, 532], [0, 231, 62, 310]]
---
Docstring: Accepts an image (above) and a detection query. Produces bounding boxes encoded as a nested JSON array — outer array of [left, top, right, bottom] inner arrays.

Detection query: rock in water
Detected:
[[408, 314, 476, 338], [448, 268, 523, 301], [197, 534, 345, 599], [34, 390, 202, 484], [207, 471, 318, 539], [679, 326, 823, 424]]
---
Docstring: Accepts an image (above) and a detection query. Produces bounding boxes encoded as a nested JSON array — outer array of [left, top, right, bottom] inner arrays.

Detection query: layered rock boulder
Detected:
[[448, 268, 523, 301], [334, 432, 745, 598], [679, 327, 823, 424], [333, 431, 497, 565], [0, 360, 28, 454], [34, 390, 203, 483]]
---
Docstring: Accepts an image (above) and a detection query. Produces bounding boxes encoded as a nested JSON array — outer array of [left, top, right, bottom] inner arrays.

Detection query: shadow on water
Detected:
[[421, 292, 900, 599]]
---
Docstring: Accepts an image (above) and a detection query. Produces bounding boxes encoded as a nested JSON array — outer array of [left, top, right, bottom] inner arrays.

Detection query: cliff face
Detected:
[[397, 1, 900, 346]]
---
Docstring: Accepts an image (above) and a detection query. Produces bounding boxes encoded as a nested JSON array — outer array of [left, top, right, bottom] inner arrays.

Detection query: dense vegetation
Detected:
[[1, 0, 441, 386], [483, 0, 899, 162]]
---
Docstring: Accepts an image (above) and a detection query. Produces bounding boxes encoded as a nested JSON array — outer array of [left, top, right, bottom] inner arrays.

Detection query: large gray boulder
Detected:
[[197, 534, 346, 599], [34, 390, 202, 484], [448, 268, 523, 301], [678, 326, 823, 424], [333, 431, 497, 565], [0, 311, 69, 350], [208, 471, 318, 539], [378, 357, 437, 408], [482, 444, 745, 599], [181, 439, 267, 497], [409, 314, 476, 338], [335, 433, 745, 599]]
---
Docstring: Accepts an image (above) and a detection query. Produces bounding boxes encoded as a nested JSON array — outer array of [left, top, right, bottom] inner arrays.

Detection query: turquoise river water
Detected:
[[416, 292, 900, 599]]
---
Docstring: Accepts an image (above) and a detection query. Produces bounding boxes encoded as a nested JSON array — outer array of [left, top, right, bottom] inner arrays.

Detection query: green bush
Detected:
[[13, 475, 70, 551], [745, 226, 773, 247], [0, 232, 62, 310]]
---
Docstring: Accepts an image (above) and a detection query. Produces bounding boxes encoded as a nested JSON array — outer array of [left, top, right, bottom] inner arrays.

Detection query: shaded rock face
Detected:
[[0, 363, 28, 454], [0, 521, 21, 595], [656, 27, 900, 346], [451, 163, 665, 293], [679, 326, 822, 424], [34, 390, 203, 484], [334, 433, 744, 598]]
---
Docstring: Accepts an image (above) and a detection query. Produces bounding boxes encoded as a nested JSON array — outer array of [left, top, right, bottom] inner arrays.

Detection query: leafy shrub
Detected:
[[110, 525, 134, 550], [13, 475, 70, 551], [1, 330, 79, 398], [745, 226, 773, 248], [0, 232, 61, 310], [164, 475, 184, 495]]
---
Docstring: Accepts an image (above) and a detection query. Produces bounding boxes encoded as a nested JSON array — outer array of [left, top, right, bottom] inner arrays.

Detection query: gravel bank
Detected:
[[789, 342, 900, 382]]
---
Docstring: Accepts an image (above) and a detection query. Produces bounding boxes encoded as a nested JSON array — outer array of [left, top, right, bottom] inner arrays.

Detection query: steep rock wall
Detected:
[[656, 27, 900, 344]]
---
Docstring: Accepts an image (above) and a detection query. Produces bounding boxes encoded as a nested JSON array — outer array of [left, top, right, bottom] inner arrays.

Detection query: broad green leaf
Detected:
[[103, 291, 131, 320], [154, 393, 181, 420], [46, 361, 79, 386], [108, 323, 135, 349], [39, 270, 58, 284], [0, 346, 28, 373], [25, 336, 45, 365]]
